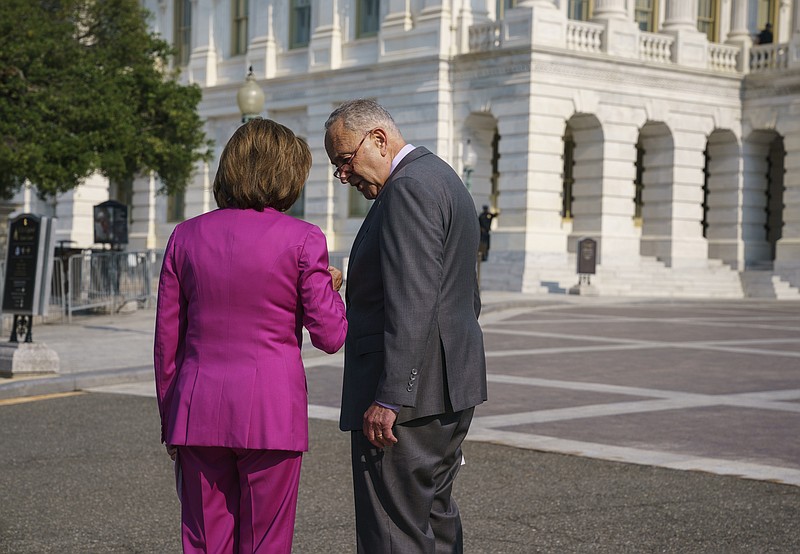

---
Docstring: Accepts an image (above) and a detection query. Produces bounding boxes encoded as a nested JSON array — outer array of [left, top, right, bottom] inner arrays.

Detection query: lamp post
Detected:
[[236, 66, 265, 123], [462, 139, 477, 191]]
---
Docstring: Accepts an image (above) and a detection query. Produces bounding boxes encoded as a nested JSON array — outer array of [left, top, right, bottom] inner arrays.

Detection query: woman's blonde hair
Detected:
[[213, 118, 311, 212]]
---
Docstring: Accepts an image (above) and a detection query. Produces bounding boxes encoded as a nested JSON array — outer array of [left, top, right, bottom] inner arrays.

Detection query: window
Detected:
[[568, 0, 593, 21], [167, 190, 185, 223], [174, 0, 192, 66], [357, 0, 380, 38], [496, 0, 517, 20], [757, 0, 776, 35], [232, 0, 248, 56], [348, 188, 371, 218], [635, 0, 657, 32], [290, 0, 311, 49], [697, 0, 718, 42]]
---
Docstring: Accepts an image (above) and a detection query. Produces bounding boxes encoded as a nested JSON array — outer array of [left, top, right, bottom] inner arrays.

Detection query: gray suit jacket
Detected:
[[339, 147, 488, 431]]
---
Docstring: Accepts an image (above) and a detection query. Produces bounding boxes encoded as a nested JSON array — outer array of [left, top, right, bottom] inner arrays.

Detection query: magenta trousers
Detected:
[[177, 446, 303, 554]]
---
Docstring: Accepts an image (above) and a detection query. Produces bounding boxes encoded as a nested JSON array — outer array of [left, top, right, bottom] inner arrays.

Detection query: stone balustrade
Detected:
[[708, 43, 740, 73], [640, 32, 674, 64], [566, 20, 604, 54], [467, 16, 793, 77], [750, 43, 790, 72], [469, 21, 503, 53]]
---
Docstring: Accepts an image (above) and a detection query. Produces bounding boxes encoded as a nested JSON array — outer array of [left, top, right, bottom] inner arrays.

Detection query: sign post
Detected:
[[0, 214, 59, 377], [569, 237, 599, 296]]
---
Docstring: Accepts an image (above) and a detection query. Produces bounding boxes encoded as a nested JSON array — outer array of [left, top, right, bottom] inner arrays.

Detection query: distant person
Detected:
[[324, 99, 487, 553], [154, 119, 347, 553], [478, 204, 497, 262], [758, 23, 773, 44]]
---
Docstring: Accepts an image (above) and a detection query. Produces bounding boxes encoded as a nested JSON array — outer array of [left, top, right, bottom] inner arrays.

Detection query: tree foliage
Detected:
[[0, 0, 213, 199]]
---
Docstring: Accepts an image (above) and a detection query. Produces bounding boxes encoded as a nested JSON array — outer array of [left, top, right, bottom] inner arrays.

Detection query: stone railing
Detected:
[[566, 20, 603, 53], [750, 43, 789, 72], [467, 17, 767, 77], [708, 43, 740, 72], [469, 21, 503, 53], [640, 32, 674, 64]]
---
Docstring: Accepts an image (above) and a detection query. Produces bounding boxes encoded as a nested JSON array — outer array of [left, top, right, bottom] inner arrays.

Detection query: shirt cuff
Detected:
[[376, 401, 400, 412]]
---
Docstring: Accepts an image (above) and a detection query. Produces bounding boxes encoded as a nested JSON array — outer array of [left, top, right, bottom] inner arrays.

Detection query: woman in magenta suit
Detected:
[[154, 119, 347, 553]]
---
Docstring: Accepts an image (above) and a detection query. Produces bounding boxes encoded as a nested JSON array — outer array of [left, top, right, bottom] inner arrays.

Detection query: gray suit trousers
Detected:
[[350, 408, 474, 554]]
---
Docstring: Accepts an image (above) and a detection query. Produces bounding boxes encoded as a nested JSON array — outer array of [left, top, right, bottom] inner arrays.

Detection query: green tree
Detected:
[[0, 0, 212, 199]]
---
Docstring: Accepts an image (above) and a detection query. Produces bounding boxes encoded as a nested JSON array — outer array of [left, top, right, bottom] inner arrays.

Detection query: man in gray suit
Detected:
[[324, 99, 487, 553]]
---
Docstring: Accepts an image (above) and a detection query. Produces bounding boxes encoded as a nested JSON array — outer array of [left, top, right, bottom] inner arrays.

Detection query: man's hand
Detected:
[[328, 265, 343, 291], [363, 402, 398, 449]]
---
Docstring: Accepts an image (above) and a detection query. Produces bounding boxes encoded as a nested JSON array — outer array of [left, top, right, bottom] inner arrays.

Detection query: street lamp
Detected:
[[462, 139, 477, 190], [236, 66, 265, 123]]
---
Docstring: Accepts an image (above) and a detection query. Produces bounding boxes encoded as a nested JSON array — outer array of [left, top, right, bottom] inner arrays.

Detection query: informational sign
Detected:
[[577, 237, 597, 275], [94, 200, 128, 245], [2, 214, 57, 316]]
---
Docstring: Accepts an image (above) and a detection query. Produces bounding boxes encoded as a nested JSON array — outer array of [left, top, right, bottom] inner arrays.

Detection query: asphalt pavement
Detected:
[[1, 292, 799, 552]]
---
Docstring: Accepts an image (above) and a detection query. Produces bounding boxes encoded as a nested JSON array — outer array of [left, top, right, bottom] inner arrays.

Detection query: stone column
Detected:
[[726, 0, 752, 72], [775, 128, 800, 286], [661, 0, 707, 68], [591, 0, 638, 58], [793, 0, 800, 36], [662, 0, 698, 30], [128, 174, 157, 251], [187, 0, 217, 86], [726, 0, 752, 43], [309, 0, 342, 71], [705, 133, 745, 268], [592, 0, 627, 20], [666, 129, 711, 267], [250, 0, 278, 78], [514, 0, 566, 49]]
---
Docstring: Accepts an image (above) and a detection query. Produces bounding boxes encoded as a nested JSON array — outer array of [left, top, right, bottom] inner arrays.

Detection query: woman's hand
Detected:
[[165, 444, 177, 461], [328, 266, 343, 291]]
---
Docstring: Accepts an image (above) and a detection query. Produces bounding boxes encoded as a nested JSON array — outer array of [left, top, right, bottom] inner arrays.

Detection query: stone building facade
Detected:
[[16, 0, 800, 298]]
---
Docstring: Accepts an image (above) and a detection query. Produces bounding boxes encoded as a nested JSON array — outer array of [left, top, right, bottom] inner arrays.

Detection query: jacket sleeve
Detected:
[[298, 226, 347, 354], [377, 177, 445, 407], [153, 232, 186, 444]]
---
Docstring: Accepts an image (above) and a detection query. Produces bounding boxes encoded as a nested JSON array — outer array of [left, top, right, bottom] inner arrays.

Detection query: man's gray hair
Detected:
[[325, 99, 401, 136]]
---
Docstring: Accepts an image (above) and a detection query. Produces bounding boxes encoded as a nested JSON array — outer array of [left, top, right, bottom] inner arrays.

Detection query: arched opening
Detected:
[[705, 130, 742, 268], [743, 130, 785, 267], [564, 114, 604, 257], [463, 113, 500, 212], [636, 122, 674, 261]]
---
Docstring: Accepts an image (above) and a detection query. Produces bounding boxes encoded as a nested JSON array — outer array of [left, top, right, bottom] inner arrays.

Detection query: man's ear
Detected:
[[373, 128, 389, 155]]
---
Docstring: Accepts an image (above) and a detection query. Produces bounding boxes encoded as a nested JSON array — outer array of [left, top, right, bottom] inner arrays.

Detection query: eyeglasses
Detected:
[[333, 129, 373, 180]]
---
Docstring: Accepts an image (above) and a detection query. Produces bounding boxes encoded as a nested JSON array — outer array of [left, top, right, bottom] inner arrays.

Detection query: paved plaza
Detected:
[[1, 293, 799, 551]]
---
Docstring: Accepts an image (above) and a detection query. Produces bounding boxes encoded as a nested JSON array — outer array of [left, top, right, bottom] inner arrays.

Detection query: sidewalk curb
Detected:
[[0, 366, 153, 401]]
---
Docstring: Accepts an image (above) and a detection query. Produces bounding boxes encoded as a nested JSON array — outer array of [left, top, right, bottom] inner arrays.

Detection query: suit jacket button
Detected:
[[411, 368, 418, 375], [406, 385, 413, 392]]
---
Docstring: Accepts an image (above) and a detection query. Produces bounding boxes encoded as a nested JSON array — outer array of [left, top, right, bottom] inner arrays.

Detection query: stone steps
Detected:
[[518, 255, 799, 299], [739, 270, 800, 299]]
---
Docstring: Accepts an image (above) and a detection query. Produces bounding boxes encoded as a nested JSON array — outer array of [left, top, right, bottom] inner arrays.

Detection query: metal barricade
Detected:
[[65, 250, 158, 321]]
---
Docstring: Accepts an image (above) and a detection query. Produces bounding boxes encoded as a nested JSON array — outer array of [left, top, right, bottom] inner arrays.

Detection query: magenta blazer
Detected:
[[154, 208, 347, 452]]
